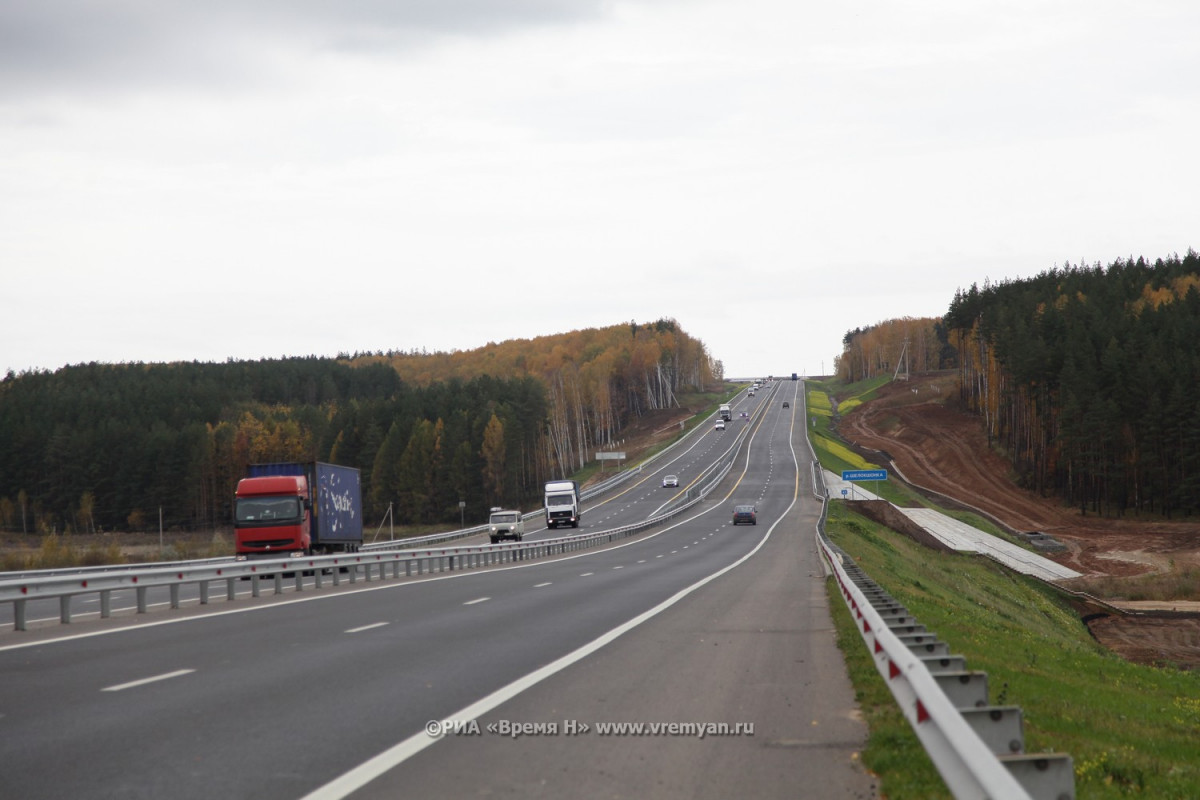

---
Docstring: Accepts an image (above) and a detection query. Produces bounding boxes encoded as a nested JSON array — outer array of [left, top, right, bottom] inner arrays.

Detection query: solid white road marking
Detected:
[[102, 669, 195, 692]]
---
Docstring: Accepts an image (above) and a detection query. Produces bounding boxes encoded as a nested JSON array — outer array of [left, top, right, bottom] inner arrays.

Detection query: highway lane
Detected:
[[357, 406, 871, 798], [0, 384, 855, 799], [0, 502, 776, 798]]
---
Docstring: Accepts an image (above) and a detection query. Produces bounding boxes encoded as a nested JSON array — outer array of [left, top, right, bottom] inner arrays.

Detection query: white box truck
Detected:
[[544, 480, 581, 528]]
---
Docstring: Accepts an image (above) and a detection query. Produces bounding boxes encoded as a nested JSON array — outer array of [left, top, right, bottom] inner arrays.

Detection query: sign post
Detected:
[[595, 452, 626, 471], [840, 468, 887, 499]]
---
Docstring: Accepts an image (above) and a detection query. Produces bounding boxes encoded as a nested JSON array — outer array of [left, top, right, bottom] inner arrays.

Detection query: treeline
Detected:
[[835, 317, 956, 382], [0, 319, 719, 534], [944, 250, 1200, 517], [357, 319, 722, 473]]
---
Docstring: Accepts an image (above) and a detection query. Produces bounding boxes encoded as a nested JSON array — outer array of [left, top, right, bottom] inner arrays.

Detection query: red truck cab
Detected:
[[234, 475, 312, 557]]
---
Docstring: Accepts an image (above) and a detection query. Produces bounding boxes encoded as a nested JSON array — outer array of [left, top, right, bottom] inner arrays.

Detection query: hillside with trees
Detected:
[[0, 319, 721, 535], [835, 317, 956, 382], [836, 251, 1200, 518], [944, 251, 1200, 517], [851, 250, 1200, 520]]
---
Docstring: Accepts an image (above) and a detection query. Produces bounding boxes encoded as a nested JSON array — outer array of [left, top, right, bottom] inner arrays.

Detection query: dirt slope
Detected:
[[834, 374, 1200, 670]]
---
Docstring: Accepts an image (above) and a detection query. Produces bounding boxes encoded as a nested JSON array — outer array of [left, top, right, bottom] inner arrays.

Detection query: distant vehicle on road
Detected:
[[544, 480, 581, 528], [715, 419, 726, 431], [662, 475, 679, 488], [488, 508, 524, 543], [782, 401, 790, 408], [234, 461, 362, 559], [732, 505, 757, 525]]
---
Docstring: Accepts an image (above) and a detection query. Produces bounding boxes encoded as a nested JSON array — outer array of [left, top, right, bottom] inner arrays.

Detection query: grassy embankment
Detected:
[[807, 377, 1200, 799]]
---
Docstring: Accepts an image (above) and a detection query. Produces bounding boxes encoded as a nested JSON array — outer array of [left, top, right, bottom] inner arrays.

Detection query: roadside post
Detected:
[[841, 468, 887, 499]]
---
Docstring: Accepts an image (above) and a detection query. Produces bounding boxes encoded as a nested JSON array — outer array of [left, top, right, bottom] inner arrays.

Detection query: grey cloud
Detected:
[[0, 0, 611, 96]]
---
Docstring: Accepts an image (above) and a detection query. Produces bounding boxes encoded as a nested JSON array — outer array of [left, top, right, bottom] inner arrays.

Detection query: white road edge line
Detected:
[[101, 668, 195, 692], [299, 499, 792, 800], [346, 622, 389, 634]]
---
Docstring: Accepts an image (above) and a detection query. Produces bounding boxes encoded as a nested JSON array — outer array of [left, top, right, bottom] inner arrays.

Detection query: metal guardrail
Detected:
[[0, 449, 737, 633], [803, 385, 1074, 800]]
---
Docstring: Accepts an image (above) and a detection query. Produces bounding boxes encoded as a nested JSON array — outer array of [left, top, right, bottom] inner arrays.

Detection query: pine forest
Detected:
[[0, 319, 720, 535], [942, 250, 1200, 517]]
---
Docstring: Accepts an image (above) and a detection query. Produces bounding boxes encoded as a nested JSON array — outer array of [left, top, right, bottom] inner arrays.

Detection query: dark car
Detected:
[[732, 505, 757, 525], [782, 401, 790, 408]]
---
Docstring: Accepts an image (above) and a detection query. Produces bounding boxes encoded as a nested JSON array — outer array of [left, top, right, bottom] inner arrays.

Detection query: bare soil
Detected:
[[835, 373, 1200, 670]]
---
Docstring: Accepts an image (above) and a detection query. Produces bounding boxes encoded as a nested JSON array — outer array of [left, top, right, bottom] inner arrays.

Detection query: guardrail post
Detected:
[[170, 584, 181, 609], [348, 564, 358, 583], [1000, 754, 1075, 798], [199, 581, 209, 605], [273, 573, 284, 594], [332, 565, 341, 586], [136, 586, 148, 613], [295, 571, 304, 592], [251, 574, 261, 597], [960, 706, 1025, 756], [14, 598, 27, 631], [60, 595, 71, 624], [226, 577, 236, 600], [100, 589, 112, 618]]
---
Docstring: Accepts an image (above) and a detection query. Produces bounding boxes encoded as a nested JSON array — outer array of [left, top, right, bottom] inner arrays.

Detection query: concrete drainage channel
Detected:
[[821, 538, 1075, 800]]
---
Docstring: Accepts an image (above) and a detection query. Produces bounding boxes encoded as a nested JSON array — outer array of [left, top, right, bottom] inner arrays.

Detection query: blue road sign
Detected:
[[842, 469, 887, 481]]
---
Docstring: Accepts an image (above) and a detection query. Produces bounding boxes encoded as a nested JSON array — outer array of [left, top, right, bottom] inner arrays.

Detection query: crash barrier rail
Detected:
[[0, 455, 736, 633], [819, 536, 1074, 799], [804, 403, 1074, 798]]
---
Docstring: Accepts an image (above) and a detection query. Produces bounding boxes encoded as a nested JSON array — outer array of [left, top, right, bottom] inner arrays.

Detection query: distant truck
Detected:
[[719, 404, 732, 421], [488, 508, 525, 543], [234, 461, 363, 559], [544, 480, 581, 529]]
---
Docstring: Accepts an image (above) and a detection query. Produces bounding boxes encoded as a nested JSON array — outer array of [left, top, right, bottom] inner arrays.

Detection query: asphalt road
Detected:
[[0, 381, 876, 798]]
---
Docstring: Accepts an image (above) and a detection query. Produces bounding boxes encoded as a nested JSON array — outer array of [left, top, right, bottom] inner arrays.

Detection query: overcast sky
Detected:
[[2, 0, 1197, 380]]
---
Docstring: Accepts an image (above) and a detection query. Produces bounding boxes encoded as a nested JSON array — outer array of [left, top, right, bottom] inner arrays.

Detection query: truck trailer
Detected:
[[234, 461, 363, 558], [544, 480, 581, 529]]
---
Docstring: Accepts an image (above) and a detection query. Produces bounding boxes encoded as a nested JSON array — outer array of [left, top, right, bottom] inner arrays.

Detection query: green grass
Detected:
[[805, 380, 1030, 545], [807, 379, 1200, 797], [821, 463, 1200, 798]]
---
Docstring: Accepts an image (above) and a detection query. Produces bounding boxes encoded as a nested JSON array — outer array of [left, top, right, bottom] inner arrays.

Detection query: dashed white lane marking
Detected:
[[346, 622, 389, 633], [533, 582, 552, 588], [463, 597, 490, 606], [102, 668, 195, 692]]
